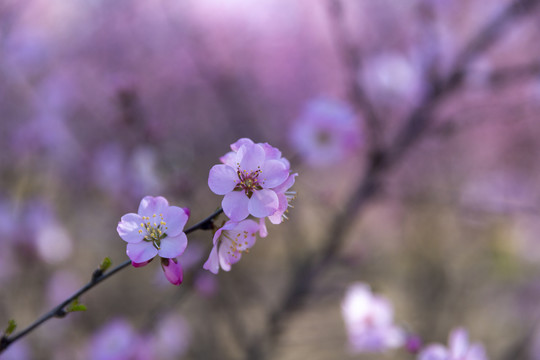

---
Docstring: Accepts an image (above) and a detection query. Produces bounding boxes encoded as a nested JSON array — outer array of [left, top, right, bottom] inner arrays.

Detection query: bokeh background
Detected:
[[1, 0, 540, 359]]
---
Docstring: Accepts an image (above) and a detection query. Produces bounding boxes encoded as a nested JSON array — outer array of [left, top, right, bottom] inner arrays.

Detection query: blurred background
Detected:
[[1, 0, 540, 359]]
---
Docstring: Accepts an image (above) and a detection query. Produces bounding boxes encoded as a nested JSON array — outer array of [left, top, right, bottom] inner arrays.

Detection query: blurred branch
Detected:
[[0, 207, 223, 355], [430, 100, 530, 138], [390, 0, 540, 162], [245, 0, 540, 358], [326, 0, 383, 154], [429, 61, 540, 138], [489, 62, 540, 87]]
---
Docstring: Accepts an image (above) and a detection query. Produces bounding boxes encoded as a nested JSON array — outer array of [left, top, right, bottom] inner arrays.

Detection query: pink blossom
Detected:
[[203, 219, 264, 274], [341, 282, 404, 353], [290, 98, 362, 166], [160, 257, 183, 285], [89, 319, 139, 360], [35, 221, 73, 264], [151, 314, 191, 360], [117, 196, 189, 263], [267, 173, 297, 224], [360, 52, 424, 107], [208, 138, 291, 221], [418, 328, 488, 360]]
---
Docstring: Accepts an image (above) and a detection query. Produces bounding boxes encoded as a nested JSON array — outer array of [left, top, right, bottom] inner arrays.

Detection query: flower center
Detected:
[[138, 213, 168, 250], [221, 230, 255, 259], [316, 130, 332, 145], [235, 167, 263, 197]]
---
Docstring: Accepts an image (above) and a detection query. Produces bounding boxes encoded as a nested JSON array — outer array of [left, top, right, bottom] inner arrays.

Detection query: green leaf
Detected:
[[69, 304, 87, 312], [99, 257, 112, 272], [66, 298, 87, 313], [4, 320, 16, 336]]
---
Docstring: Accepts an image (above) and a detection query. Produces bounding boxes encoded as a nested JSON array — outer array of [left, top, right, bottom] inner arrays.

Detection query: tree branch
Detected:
[[0, 207, 223, 354], [245, 0, 540, 358]]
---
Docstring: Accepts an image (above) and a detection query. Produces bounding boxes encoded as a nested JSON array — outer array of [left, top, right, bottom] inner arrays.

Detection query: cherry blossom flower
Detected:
[[290, 98, 362, 166], [203, 219, 265, 274], [418, 328, 488, 360], [117, 196, 189, 264], [341, 282, 405, 353], [208, 138, 291, 221]]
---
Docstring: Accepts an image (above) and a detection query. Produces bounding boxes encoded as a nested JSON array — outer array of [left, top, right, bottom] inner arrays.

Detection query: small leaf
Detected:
[[3, 320, 16, 336], [69, 304, 87, 312], [99, 257, 112, 272], [66, 298, 87, 313]]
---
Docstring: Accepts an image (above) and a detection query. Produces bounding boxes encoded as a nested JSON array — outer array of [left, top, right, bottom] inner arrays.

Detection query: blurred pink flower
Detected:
[[360, 52, 424, 107], [341, 282, 404, 353], [208, 138, 290, 221], [35, 221, 73, 265], [117, 196, 189, 263], [203, 219, 263, 274], [89, 319, 139, 360], [290, 98, 362, 166], [418, 328, 488, 360], [92, 144, 164, 200], [151, 314, 191, 360]]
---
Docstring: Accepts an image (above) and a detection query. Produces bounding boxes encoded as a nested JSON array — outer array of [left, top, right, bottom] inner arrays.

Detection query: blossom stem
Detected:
[[0, 207, 223, 354]]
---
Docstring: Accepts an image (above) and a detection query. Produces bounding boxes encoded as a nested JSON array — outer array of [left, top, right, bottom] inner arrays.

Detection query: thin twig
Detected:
[[0, 207, 223, 354]]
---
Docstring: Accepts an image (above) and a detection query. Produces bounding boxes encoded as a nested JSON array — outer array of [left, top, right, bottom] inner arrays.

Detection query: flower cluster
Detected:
[[117, 138, 296, 280], [341, 282, 405, 353], [204, 138, 296, 273]]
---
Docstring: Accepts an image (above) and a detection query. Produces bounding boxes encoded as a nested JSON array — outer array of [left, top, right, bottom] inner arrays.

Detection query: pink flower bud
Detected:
[[405, 334, 422, 354], [161, 258, 183, 285]]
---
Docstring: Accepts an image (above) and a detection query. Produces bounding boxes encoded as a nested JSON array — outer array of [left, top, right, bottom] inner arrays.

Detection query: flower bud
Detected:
[[161, 258, 183, 285]]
